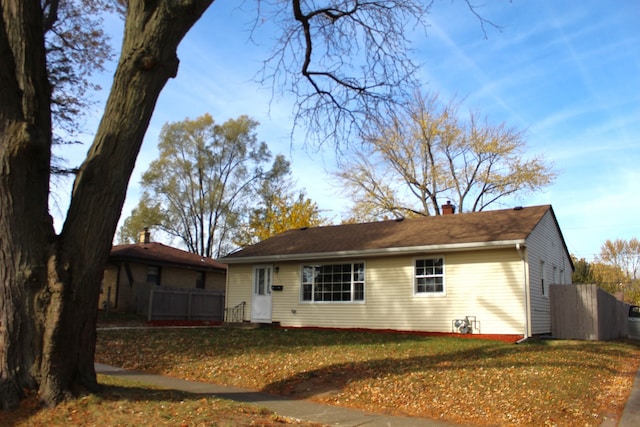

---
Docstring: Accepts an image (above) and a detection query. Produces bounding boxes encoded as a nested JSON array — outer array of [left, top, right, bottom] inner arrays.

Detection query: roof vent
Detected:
[[513, 206, 523, 211], [299, 226, 309, 231]]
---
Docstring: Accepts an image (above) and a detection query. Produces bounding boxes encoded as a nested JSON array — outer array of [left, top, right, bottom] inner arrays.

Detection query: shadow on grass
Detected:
[[260, 338, 640, 399], [0, 379, 299, 427], [96, 326, 640, 424], [0, 384, 208, 426]]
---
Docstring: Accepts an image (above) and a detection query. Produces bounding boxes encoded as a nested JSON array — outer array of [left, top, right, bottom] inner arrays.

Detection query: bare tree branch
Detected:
[[334, 90, 556, 221]]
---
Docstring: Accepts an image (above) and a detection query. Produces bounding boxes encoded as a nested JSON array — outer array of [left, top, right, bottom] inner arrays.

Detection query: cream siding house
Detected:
[[221, 205, 572, 339], [524, 210, 573, 335]]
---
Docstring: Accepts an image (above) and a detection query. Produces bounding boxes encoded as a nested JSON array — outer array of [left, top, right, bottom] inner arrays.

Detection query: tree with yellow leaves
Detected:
[[334, 91, 557, 220], [598, 238, 640, 282], [236, 192, 326, 246]]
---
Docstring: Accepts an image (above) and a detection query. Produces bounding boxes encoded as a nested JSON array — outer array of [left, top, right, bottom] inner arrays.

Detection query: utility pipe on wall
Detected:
[[515, 243, 530, 342]]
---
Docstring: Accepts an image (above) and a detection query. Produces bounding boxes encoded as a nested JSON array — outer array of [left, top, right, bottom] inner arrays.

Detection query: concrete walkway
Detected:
[[95, 363, 458, 426], [96, 362, 640, 426], [618, 365, 640, 427]]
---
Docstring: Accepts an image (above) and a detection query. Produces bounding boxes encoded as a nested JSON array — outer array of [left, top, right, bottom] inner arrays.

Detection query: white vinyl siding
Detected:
[[524, 210, 573, 335], [225, 250, 526, 335], [224, 208, 573, 337], [225, 264, 255, 322]]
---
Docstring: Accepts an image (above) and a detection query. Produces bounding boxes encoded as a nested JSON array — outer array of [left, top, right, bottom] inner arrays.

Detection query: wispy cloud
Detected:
[[54, 1, 639, 253]]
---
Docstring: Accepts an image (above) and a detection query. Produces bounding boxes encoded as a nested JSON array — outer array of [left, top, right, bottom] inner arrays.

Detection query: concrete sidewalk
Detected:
[[95, 363, 457, 426], [618, 366, 640, 427], [96, 362, 640, 426]]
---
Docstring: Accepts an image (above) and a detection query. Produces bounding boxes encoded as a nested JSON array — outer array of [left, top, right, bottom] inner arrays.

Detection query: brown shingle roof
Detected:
[[110, 242, 227, 271], [222, 205, 556, 262]]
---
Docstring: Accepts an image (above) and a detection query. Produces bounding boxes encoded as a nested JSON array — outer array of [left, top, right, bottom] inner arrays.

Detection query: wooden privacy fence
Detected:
[[147, 287, 225, 321], [550, 284, 629, 340]]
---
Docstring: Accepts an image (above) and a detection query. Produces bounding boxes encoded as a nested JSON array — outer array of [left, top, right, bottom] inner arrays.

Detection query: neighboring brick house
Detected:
[[220, 205, 573, 339], [100, 230, 227, 314]]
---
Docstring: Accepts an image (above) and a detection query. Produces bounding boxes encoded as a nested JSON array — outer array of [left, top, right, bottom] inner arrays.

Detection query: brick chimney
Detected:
[[138, 227, 151, 244], [441, 201, 455, 215]]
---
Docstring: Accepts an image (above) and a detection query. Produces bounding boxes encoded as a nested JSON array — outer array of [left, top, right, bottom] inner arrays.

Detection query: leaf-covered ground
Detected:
[[95, 327, 640, 426], [0, 375, 323, 427]]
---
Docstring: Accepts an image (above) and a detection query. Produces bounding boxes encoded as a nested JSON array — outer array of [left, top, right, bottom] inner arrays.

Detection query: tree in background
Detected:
[[571, 256, 629, 295], [598, 238, 640, 282], [47, 0, 115, 174], [591, 262, 631, 295], [571, 256, 596, 284], [116, 194, 165, 244], [598, 238, 640, 304], [572, 238, 640, 305], [0, 0, 495, 409], [235, 192, 326, 247], [47, 1, 114, 140], [334, 91, 556, 221], [119, 114, 290, 258], [232, 153, 326, 246]]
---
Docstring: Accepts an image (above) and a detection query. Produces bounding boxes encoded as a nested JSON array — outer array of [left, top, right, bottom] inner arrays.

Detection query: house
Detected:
[[220, 205, 573, 338], [100, 229, 227, 315]]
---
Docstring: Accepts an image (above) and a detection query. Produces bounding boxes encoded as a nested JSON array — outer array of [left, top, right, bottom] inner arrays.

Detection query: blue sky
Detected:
[[56, 0, 639, 261]]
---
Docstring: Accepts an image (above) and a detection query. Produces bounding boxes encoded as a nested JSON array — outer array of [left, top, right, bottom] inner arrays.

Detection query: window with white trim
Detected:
[[415, 258, 444, 294], [301, 263, 365, 302]]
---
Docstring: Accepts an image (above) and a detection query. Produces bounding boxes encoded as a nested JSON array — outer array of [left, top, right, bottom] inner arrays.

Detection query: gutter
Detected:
[[515, 243, 530, 341], [221, 239, 527, 264]]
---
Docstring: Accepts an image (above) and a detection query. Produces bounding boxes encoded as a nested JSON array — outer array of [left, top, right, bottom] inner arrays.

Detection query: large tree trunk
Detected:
[[0, 0, 54, 409], [0, 0, 213, 408]]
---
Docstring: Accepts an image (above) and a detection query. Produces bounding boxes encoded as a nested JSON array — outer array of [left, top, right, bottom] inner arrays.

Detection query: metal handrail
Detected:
[[224, 301, 245, 323]]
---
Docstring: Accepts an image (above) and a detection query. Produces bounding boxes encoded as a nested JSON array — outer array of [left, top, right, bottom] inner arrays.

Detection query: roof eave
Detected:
[[220, 239, 527, 264], [109, 256, 227, 272]]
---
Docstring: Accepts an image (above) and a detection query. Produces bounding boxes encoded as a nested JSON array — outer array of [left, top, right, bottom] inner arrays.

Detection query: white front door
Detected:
[[251, 265, 272, 323]]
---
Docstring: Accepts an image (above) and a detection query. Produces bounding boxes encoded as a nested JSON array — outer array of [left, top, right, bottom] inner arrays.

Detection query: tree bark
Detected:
[[1, 0, 213, 408], [1, 0, 54, 409]]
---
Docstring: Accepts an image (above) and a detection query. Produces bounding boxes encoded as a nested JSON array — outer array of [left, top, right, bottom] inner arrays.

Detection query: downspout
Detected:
[[516, 243, 529, 344]]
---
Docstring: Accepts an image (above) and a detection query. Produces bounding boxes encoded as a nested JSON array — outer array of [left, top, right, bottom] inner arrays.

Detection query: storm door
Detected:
[[251, 265, 272, 323]]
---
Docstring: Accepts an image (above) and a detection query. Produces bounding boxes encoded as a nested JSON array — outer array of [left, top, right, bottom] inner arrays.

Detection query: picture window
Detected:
[[301, 263, 364, 303]]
